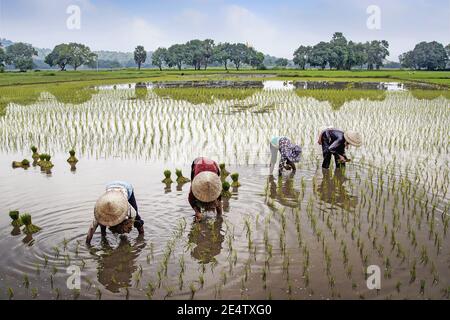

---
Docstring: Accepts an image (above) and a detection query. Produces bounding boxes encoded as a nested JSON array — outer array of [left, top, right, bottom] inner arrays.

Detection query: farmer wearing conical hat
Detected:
[[269, 136, 302, 176], [317, 128, 362, 169], [86, 181, 144, 245], [189, 157, 223, 221]]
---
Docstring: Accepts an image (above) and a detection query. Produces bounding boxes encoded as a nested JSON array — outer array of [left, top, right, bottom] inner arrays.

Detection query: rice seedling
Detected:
[[54, 288, 60, 300], [20, 213, 41, 234], [219, 163, 230, 180], [230, 173, 241, 187], [96, 288, 102, 300], [190, 282, 197, 300], [175, 169, 190, 184], [162, 170, 173, 184], [67, 149, 78, 164], [23, 274, 30, 289], [12, 159, 30, 168], [7, 288, 14, 300], [31, 288, 38, 299], [420, 280, 426, 295], [221, 181, 232, 198], [9, 210, 23, 227]]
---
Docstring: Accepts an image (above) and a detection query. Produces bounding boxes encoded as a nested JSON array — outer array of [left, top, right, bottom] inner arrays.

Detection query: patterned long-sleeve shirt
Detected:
[[278, 137, 302, 173]]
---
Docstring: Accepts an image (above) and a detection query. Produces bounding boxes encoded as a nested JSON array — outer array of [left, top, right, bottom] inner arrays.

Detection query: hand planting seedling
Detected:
[[175, 169, 190, 184], [221, 181, 232, 198], [9, 210, 23, 227], [20, 213, 41, 234], [162, 170, 173, 184], [230, 173, 241, 188], [67, 149, 78, 164], [12, 159, 30, 169]]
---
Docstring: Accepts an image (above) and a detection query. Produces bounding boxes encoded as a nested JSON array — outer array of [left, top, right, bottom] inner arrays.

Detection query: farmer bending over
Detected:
[[318, 128, 362, 169], [269, 136, 302, 176], [86, 181, 144, 245], [189, 157, 223, 221]]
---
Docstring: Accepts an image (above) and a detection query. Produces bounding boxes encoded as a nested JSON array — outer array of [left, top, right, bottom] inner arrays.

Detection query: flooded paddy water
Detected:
[[0, 81, 449, 300]]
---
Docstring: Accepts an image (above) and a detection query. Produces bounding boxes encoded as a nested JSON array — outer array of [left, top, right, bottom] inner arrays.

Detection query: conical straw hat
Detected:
[[344, 130, 362, 147], [94, 190, 129, 227], [192, 171, 222, 203]]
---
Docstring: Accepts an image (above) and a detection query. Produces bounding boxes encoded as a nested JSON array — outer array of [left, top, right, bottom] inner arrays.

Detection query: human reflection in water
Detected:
[[316, 168, 358, 211], [96, 234, 146, 293], [267, 173, 301, 208], [188, 216, 224, 264]]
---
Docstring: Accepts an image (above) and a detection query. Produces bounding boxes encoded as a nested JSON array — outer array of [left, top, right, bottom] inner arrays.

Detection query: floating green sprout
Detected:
[[20, 213, 41, 234]]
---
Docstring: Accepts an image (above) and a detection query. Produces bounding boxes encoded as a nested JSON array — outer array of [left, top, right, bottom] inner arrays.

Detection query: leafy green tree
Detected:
[[166, 44, 186, 70], [134, 45, 147, 70], [152, 47, 167, 71], [275, 57, 289, 67], [365, 40, 389, 70], [248, 48, 265, 69], [308, 42, 331, 69], [214, 42, 232, 70], [293, 45, 311, 69], [399, 51, 416, 69], [45, 44, 71, 71], [0, 46, 5, 70], [411, 41, 447, 70], [5, 42, 37, 71], [230, 43, 249, 70], [201, 39, 215, 70], [328, 32, 348, 70], [184, 39, 204, 70]]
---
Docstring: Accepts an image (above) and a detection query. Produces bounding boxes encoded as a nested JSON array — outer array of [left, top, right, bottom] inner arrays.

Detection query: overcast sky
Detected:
[[0, 0, 449, 61]]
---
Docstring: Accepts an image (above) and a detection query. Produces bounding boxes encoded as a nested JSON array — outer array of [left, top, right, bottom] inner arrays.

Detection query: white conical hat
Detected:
[[94, 190, 129, 227], [344, 130, 362, 147], [192, 171, 222, 203]]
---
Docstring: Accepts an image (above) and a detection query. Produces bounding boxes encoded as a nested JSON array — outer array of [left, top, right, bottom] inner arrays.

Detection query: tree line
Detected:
[[1, 35, 449, 72], [150, 40, 265, 71], [292, 32, 390, 70], [399, 41, 449, 71]]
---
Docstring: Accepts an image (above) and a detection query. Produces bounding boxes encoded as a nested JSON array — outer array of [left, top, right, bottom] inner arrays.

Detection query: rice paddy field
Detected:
[[0, 80, 449, 300]]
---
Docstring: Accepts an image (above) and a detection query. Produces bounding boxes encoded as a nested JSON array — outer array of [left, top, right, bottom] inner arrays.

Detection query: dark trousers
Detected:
[[321, 139, 345, 169]]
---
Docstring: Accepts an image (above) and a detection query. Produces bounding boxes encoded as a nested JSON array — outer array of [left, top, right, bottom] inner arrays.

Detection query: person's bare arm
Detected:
[[86, 219, 99, 245]]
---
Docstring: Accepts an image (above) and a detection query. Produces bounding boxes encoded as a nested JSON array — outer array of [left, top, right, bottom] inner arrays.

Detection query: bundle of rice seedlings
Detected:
[[31, 146, 40, 160], [9, 210, 23, 227], [67, 149, 78, 164], [230, 173, 241, 188], [20, 213, 41, 234], [175, 169, 190, 184], [109, 218, 134, 234], [220, 163, 230, 180], [221, 181, 232, 198], [12, 159, 30, 168], [162, 170, 173, 184]]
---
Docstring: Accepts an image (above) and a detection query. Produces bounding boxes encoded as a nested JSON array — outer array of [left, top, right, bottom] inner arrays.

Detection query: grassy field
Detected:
[[0, 68, 449, 87]]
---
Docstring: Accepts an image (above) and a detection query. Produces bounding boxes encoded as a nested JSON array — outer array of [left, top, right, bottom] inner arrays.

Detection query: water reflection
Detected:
[[96, 234, 146, 293], [188, 216, 224, 264], [315, 168, 357, 211], [267, 174, 301, 208]]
